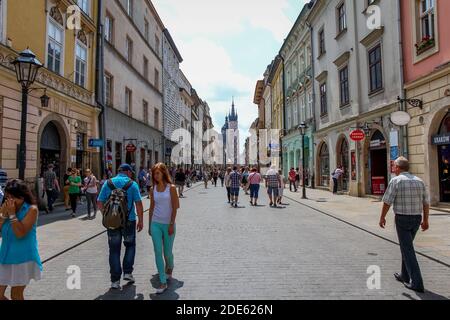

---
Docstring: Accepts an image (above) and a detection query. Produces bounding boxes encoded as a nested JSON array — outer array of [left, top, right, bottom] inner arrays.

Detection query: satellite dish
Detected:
[[390, 111, 411, 126]]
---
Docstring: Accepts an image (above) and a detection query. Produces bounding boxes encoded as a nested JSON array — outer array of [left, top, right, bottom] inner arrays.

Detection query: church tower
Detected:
[[222, 98, 239, 165]]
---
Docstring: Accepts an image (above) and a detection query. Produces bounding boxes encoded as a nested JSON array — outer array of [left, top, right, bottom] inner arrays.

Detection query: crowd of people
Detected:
[[0, 156, 431, 299]]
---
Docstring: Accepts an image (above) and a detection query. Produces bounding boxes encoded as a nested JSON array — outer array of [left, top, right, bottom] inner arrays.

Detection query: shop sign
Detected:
[[350, 129, 366, 142], [126, 143, 137, 153], [370, 139, 382, 148], [432, 133, 450, 146], [390, 146, 399, 160], [88, 139, 104, 148]]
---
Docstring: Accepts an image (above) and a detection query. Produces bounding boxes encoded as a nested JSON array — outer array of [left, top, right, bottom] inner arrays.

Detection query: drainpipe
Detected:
[[397, 0, 409, 158], [95, 0, 106, 176], [162, 32, 166, 165]]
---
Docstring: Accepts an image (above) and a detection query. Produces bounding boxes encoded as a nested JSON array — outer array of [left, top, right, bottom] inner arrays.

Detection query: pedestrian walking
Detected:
[[0, 180, 42, 300], [97, 164, 144, 290], [175, 168, 186, 198], [63, 168, 72, 211], [203, 171, 209, 189], [248, 168, 261, 206], [149, 163, 180, 294], [229, 166, 241, 208], [278, 170, 286, 205], [332, 166, 344, 194], [145, 169, 153, 196], [219, 170, 225, 187], [265, 166, 281, 208], [43, 164, 60, 213], [138, 167, 147, 193], [212, 169, 219, 187], [241, 168, 250, 195], [0, 167, 7, 192], [295, 168, 301, 191], [67, 169, 81, 218], [379, 157, 430, 293], [224, 167, 232, 203], [82, 169, 98, 219], [288, 168, 297, 192]]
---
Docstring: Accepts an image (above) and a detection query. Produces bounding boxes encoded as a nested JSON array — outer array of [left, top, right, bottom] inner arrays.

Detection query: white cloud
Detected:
[[152, 0, 304, 148]]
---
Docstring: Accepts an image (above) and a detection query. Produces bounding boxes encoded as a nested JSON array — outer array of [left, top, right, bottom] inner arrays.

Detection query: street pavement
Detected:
[[24, 183, 450, 300]]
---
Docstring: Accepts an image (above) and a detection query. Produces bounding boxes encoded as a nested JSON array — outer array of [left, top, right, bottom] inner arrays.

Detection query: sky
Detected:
[[153, 0, 308, 146]]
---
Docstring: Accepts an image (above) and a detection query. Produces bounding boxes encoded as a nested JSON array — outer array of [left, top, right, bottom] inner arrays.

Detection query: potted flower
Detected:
[[415, 35, 435, 55]]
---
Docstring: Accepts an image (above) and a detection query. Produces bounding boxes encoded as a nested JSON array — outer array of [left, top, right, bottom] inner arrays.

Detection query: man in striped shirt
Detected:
[[379, 157, 429, 293], [229, 166, 241, 208]]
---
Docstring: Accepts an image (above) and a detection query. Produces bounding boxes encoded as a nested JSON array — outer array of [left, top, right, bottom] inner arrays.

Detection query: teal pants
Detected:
[[150, 222, 176, 284]]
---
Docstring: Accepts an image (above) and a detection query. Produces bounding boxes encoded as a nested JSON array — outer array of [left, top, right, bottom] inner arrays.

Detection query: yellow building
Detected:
[[0, 0, 100, 184]]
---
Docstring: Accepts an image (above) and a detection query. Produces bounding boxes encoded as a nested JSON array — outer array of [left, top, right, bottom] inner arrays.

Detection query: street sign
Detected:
[[350, 129, 365, 142], [432, 133, 450, 145], [88, 139, 104, 148], [126, 143, 137, 153], [390, 111, 411, 126]]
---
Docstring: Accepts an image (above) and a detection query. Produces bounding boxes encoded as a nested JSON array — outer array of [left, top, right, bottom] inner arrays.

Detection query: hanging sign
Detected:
[[126, 143, 137, 153], [390, 111, 411, 127], [350, 129, 366, 142]]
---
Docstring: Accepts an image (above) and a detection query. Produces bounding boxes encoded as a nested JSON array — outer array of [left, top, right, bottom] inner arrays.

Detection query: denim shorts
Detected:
[[267, 187, 279, 198], [230, 187, 240, 197]]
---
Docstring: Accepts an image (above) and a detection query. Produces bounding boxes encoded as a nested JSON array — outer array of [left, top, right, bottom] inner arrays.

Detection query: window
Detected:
[[293, 98, 298, 127], [154, 68, 160, 89], [143, 100, 149, 124], [47, 20, 63, 75], [75, 42, 87, 87], [320, 83, 327, 116], [143, 56, 149, 79], [105, 14, 114, 43], [154, 108, 160, 129], [318, 29, 325, 56], [77, 0, 89, 15], [125, 88, 132, 116], [420, 0, 435, 39], [126, 0, 133, 17], [339, 66, 349, 106], [337, 2, 347, 34], [155, 35, 160, 53], [126, 36, 133, 63], [319, 143, 330, 187], [144, 19, 149, 42], [104, 72, 113, 106], [368, 44, 383, 93], [307, 91, 313, 119]]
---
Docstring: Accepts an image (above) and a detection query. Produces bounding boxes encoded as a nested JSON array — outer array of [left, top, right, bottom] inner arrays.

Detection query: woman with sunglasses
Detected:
[[149, 163, 180, 294], [0, 180, 42, 300]]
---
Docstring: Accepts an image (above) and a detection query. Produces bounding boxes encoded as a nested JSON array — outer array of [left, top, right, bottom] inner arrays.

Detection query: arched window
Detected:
[[339, 138, 349, 191], [49, 7, 64, 26], [439, 112, 450, 134], [319, 142, 330, 186]]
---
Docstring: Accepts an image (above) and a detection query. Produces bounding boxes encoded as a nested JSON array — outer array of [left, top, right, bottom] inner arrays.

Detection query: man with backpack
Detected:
[[97, 164, 144, 290]]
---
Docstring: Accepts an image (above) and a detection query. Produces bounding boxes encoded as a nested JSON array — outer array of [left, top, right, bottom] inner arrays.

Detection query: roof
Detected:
[[163, 29, 183, 63]]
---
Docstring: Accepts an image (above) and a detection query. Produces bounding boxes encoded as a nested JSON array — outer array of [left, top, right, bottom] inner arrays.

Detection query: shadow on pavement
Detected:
[[95, 284, 144, 300], [402, 290, 449, 301], [149, 274, 184, 300]]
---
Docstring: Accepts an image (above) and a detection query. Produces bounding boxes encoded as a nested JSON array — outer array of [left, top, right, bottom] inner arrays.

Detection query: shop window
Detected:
[[319, 143, 330, 187]]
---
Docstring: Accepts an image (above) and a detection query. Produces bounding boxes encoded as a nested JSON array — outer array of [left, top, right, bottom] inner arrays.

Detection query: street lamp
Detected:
[[298, 121, 308, 199], [12, 48, 43, 180]]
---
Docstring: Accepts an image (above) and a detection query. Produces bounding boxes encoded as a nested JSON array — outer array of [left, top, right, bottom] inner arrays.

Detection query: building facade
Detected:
[[401, 0, 450, 206], [103, 0, 164, 174], [0, 0, 100, 185], [281, 3, 314, 184], [308, 0, 404, 196]]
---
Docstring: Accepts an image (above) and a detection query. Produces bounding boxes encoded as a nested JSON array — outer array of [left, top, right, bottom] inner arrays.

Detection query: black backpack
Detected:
[[102, 179, 133, 230]]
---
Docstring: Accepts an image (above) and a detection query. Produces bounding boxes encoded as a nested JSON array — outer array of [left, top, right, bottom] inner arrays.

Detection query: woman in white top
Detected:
[[149, 163, 180, 294], [82, 169, 98, 219]]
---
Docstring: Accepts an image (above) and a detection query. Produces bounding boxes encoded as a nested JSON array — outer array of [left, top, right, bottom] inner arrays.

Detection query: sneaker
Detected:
[[111, 281, 121, 290], [156, 284, 168, 294], [71, 213, 76, 218], [123, 274, 135, 284]]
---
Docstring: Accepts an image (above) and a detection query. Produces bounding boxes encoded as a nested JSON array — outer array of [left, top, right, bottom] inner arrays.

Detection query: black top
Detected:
[[175, 172, 186, 183]]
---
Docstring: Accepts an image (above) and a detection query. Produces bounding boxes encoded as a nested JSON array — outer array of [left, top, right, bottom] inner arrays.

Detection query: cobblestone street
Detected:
[[24, 184, 450, 300]]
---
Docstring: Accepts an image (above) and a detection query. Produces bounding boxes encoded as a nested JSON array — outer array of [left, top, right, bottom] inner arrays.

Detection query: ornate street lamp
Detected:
[[12, 48, 43, 180], [298, 121, 308, 199]]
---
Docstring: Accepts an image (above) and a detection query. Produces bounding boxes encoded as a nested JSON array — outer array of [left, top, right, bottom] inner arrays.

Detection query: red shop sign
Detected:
[[350, 129, 366, 142], [126, 143, 137, 153]]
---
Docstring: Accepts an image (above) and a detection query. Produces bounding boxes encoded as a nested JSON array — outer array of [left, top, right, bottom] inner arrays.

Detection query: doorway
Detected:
[[437, 112, 450, 202], [40, 122, 62, 178], [369, 130, 388, 195], [337, 138, 349, 192]]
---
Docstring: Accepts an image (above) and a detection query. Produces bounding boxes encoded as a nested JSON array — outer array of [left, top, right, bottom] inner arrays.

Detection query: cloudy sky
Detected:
[[153, 0, 307, 143]]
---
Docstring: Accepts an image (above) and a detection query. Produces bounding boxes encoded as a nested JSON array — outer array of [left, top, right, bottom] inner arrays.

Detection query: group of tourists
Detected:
[[222, 165, 286, 208], [0, 162, 181, 299], [0, 156, 431, 299]]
